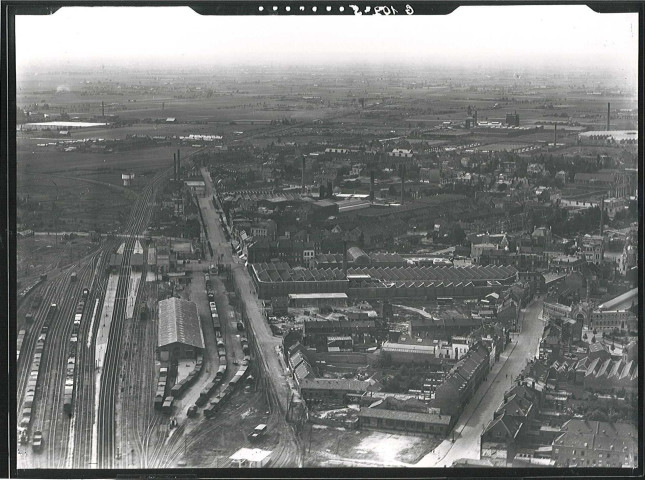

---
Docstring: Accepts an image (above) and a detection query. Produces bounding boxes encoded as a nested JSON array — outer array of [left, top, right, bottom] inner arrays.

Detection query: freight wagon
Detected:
[[203, 397, 221, 418], [162, 396, 175, 414]]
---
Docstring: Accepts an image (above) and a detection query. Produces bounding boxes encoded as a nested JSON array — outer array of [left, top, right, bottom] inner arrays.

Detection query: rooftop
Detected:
[[157, 297, 205, 350], [229, 448, 272, 463], [288, 293, 348, 300], [299, 378, 372, 392], [358, 407, 451, 425], [382, 341, 441, 354], [597, 288, 638, 311]]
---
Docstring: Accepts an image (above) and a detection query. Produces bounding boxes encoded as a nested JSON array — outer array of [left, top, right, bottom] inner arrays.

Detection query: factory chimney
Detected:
[[607, 102, 611, 131], [554, 124, 557, 147], [101, 101, 105, 117], [342, 241, 348, 278], [369, 169, 375, 203], [162, 102, 165, 112], [319, 184, 325, 199], [600, 196, 605, 236], [301, 156, 306, 193], [327, 180, 333, 199], [177, 149, 181, 182], [399, 164, 405, 205], [173, 153, 177, 182]]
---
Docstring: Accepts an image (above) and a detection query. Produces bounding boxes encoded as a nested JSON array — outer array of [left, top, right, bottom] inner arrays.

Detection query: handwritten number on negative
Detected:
[[349, 5, 413, 15]]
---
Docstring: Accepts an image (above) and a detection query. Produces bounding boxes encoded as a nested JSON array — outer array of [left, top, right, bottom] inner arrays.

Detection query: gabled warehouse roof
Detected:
[[158, 297, 204, 350]]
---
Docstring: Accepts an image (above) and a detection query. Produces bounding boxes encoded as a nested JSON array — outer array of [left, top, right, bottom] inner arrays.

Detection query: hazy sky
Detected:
[[16, 5, 638, 76]]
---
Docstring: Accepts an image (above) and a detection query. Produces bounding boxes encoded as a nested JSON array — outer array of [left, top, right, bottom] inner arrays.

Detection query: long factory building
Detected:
[[249, 262, 518, 300]]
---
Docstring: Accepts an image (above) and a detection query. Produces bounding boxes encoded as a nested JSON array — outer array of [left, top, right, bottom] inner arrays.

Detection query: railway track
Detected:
[[19, 260, 93, 468], [41, 263, 95, 467], [97, 237, 134, 468], [19, 151, 202, 468], [138, 281, 161, 468], [72, 250, 112, 468], [117, 244, 158, 468], [96, 166, 171, 468], [67, 252, 115, 469]]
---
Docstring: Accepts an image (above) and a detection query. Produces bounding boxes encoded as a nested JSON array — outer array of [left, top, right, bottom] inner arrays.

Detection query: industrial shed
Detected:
[[357, 408, 451, 436], [288, 292, 348, 308], [251, 261, 517, 300], [298, 378, 373, 406], [130, 253, 144, 270], [157, 298, 204, 362], [108, 253, 123, 272]]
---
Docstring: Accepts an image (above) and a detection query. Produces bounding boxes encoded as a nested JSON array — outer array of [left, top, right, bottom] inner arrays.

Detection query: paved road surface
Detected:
[[198, 169, 291, 416], [416, 298, 544, 467]]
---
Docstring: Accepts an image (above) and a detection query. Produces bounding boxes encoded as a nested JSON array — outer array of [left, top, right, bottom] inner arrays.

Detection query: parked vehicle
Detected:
[[32, 431, 43, 452], [248, 424, 267, 442]]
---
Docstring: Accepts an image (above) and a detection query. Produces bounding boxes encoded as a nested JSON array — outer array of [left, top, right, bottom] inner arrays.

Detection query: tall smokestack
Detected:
[[554, 124, 557, 146], [600, 196, 605, 236], [319, 184, 325, 199], [162, 102, 165, 112], [327, 180, 333, 199], [173, 153, 177, 182], [301, 156, 306, 193], [400, 164, 405, 205], [177, 149, 181, 182], [370, 169, 375, 203], [342, 241, 348, 278], [101, 101, 104, 117], [607, 102, 611, 131]]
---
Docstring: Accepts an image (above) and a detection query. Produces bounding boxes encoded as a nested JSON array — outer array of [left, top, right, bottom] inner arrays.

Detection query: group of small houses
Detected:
[[478, 380, 638, 467], [283, 338, 499, 438], [154, 283, 251, 420]]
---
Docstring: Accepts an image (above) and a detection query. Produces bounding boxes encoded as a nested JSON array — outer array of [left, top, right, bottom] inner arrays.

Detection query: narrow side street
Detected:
[[416, 298, 544, 467]]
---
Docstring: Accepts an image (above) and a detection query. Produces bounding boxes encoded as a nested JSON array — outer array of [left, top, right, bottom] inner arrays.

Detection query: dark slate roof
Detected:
[[358, 407, 451, 425], [299, 378, 371, 392], [483, 412, 523, 439], [109, 253, 123, 267]]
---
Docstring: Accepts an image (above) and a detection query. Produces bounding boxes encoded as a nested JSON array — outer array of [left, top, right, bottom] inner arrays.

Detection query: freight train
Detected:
[[64, 295, 87, 415], [203, 365, 249, 418], [19, 327, 48, 447], [169, 354, 204, 399]]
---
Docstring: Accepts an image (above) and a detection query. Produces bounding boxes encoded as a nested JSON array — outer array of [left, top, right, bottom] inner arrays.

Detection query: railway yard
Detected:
[[16, 144, 301, 470]]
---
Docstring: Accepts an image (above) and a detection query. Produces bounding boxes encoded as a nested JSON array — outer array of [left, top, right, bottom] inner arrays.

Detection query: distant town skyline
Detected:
[[16, 5, 638, 81]]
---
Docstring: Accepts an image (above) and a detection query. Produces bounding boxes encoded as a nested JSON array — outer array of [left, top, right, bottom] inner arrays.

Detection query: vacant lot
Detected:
[[303, 424, 441, 467]]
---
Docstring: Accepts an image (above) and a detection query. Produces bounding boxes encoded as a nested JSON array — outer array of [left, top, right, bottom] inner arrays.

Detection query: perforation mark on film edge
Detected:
[[258, 5, 348, 13], [257, 5, 412, 14]]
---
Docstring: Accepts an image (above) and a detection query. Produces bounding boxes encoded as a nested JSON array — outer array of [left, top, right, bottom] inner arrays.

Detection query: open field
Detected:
[[17, 141, 183, 175], [17, 172, 133, 232], [16, 235, 97, 283], [16, 138, 197, 232]]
